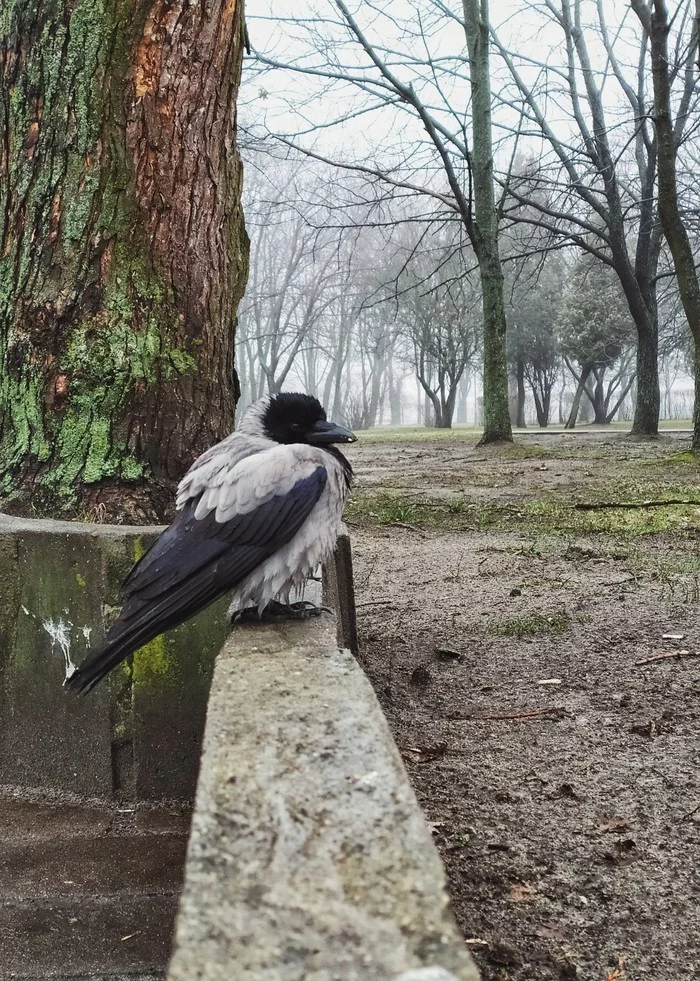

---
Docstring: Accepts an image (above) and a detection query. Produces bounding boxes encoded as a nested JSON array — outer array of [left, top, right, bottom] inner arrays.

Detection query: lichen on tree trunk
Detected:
[[0, 0, 249, 519]]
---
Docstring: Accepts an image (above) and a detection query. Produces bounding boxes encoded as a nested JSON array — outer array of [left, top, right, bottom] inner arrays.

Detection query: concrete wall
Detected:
[[0, 514, 229, 803], [167, 619, 480, 981], [1, 515, 478, 979]]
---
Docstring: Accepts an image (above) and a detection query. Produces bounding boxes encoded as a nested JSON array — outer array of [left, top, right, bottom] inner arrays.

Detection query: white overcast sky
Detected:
[[241, 0, 635, 140]]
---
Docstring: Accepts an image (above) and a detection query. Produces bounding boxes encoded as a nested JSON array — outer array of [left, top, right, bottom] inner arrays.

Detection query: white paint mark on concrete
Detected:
[[42, 618, 78, 682], [82, 625, 92, 646]]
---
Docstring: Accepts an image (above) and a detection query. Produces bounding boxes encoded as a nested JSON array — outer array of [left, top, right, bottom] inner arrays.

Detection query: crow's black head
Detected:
[[262, 392, 357, 447]]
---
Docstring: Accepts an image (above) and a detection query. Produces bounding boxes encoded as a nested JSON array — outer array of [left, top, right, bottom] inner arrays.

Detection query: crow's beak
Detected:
[[307, 419, 357, 445]]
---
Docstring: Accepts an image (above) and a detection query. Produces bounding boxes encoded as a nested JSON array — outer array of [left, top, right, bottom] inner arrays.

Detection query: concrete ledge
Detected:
[[167, 618, 479, 981]]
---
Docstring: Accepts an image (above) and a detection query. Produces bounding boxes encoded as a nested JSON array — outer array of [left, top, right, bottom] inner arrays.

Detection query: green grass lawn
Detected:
[[354, 420, 694, 442]]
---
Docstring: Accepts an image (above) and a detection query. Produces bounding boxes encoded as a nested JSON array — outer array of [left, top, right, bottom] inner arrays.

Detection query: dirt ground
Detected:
[[343, 430, 700, 981]]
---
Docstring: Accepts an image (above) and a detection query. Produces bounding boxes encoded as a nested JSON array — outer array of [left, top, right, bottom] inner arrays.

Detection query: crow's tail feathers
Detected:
[[64, 603, 169, 696], [64, 632, 137, 696], [64, 580, 220, 695]]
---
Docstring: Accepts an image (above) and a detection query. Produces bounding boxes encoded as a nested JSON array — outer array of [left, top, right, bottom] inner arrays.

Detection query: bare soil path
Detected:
[[344, 430, 700, 981]]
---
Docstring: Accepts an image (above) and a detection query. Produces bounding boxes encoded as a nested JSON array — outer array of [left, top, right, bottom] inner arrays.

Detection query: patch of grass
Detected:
[[629, 548, 700, 603], [346, 492, 426, 526], [495, 611, 569, 638], [346, 491, 501, 530], [348, 488, 700, 538], [522, 497, 700, 537], [641, 450, 700, 468], [355, 426, 478, 444]]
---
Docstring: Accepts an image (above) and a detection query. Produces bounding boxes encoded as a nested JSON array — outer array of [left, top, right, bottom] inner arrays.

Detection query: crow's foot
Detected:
[[232, 600, 330, 624]]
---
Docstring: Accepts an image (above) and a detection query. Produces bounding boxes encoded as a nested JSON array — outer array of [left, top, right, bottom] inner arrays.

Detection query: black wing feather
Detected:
[[66, 467, 327, 694]]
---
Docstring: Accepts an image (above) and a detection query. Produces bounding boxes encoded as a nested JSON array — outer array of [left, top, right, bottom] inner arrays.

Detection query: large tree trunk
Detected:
[[589, 371, 608, 425], [630, 316, 661, 436], [0, 0, 249, 520], [463, 0, 512, 445], [633, 0, 700, 448]]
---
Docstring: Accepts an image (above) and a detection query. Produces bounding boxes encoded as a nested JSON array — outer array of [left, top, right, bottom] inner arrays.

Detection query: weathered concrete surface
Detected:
[[0, 514, 229, 802], [0, 794, 188, 980], [167, 618, 479, 981]]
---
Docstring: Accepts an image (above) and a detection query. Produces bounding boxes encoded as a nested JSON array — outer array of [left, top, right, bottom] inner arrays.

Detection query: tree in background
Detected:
[[236, 162, 338, 403], [506, 260, 562, 427], [559, 259, 636, 427], [0, 0, 248, 519], [396, 246, 480, 429]]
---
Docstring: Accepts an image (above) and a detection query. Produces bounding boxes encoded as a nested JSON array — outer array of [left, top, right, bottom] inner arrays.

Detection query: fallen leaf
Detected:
[[509, 882, 536, 902], [401, 741, 447, 763], [605, 955, 628, 981], [536, 923, 567, 941], [435, 646, 462, 661], [597, 818, 631, 834]]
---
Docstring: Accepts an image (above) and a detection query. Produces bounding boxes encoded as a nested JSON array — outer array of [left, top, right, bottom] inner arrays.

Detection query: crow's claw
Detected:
[[231, 600, 331, 624]]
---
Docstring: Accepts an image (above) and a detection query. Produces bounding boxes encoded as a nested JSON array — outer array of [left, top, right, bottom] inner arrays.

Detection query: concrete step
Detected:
[[0, 895, 178, 978], [0, 835, 187, 900], [0, 798, 188, 980]]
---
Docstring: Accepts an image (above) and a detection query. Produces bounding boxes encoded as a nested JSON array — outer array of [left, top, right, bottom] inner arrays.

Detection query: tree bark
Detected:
[[0, 0, 249, 519], [463, 0, 512, 445]]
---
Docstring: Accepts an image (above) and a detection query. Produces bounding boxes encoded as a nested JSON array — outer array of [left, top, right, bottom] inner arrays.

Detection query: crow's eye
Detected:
[[290, 423, 303, 432]]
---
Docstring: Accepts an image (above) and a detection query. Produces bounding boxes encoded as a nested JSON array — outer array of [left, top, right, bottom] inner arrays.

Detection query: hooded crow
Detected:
[[65, 393, 356, 695]]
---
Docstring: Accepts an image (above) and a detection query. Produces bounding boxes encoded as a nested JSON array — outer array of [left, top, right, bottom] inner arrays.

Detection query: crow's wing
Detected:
[[66, 459, 327, 694]]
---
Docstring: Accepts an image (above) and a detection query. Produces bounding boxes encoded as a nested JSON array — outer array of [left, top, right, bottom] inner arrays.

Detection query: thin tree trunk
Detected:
[[515, 359, 526, 428], [388, 365, 402, 425], [456, 371, 471, 424], [0, 0, 248, 519], [565, 367, 591, 429], [463, 0, 512, 445]]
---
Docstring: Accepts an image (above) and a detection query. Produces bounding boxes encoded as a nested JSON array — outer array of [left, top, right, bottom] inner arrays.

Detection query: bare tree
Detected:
[[395, 246, 480, 428], [632, 0, 700, 447], [248, 0, 512, 441], [235, 158, 340, 406], [491, 0, 698, 437]]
